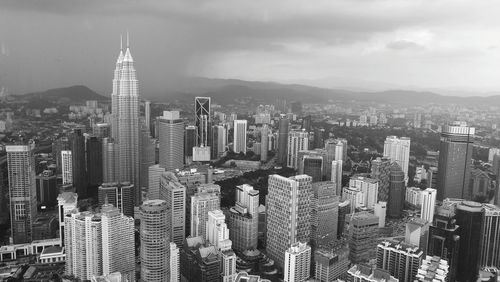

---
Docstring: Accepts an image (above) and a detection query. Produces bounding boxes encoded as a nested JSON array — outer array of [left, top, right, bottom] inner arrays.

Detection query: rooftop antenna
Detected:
[[126, 30, 129, 48], [120, 34, 123, 51]]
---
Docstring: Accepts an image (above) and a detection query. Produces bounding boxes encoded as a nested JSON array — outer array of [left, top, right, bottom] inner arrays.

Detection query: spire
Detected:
[[120, 34, 123, 51], [126, 30, 129, 48], [123, 31, 133, 62], [116, 34, 124, 63]]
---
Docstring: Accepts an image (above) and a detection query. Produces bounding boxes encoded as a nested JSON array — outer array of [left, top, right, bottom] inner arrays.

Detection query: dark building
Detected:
[[210, 124, 218, 160], [303, 156, 323, 183], [388, 162, 405, 218], [277, 116, 289, 166], [35, 170, 57, 207], [313, 128, 325, 149], [52, 137, 70, 175], [71, 129, 88, 198], [455, 201, 484, 282], [290, 101, 302, 115], [32, 216, 58, 241], [181, 236, 221, 282], [427, 210, 460, 282], [185, 125, 198, 162], [302, 115, 312, 132], [338, 200, 350, 239], [86, 137, 103, 187], [98, 182, 134, 217], [437, 122, 474, 200], [371, 157, 391, 202]]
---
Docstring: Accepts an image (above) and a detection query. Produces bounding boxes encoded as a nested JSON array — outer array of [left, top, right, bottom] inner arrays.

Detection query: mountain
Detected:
[[19, 85, 107, 103]]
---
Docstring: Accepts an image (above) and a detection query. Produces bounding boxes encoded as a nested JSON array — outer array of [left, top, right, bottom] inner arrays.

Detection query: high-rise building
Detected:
[[314, 242, 350, 282], [373, 202, 387, 228], [101, 203, 135, 281], [52, 137, 70, 175], [228, 184, 259, 252], [421, 188, 436, 223], [388, 162, 405, 218], [371, 157, 391, 202], [71, 129, 88, 198], [342, 186, 363, 213], [298, 149, 328, 180], [277, 116, 289, 166], [159, 111, 185, 171], [147, 164, 166, 200], [93, 123, 111, 139], [405, 218, 429, 254], [345, 212, 379, 263], [383, 136, 411, 181], [170, 242, 180, 282], [313, 128, 325, 149], [206, 210, 237, 282], [6, 143, 37, 244], [266, 174, 312, 268], [349, 176, 379, 209], [480, 204, 500, 268], [303, 156, 323, 182], [57, 192, 78, 246], [233, 119, 248, 154], [61, 150, 73, 185], [160, 172, 186, 247], [110, 39, 140, 202], [415, 256, 449, 282], [455, 201, 483, 282], [98, 182, 134, 217], [261, 125, 269, 161], [331, 160, 343, 195], [284, 242, 311, 282], [101, 138, 116, 183], [337, 200, 350, 239], [347, 264, 398, 282], [140, 200, 170, 281], [216, 124, 228, 158], [195, 97, 211, 146], [139, 124, 155, 197], [287, 130, 309, 169], [376, 240, 423, 282], [145, 100, 151, 133], [185, 125, 198, 163], [437, 121, 474, 200], [311, 181, 339, 247], [35, 170, 57, 206], [191, 188, 220, 238], [86, 137, 103, 187]]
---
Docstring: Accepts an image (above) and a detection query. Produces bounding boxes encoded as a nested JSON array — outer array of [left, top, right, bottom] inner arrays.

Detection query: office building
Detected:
[[147, 164, 166, 200], [35, 170, 57, 206], [331, 160, 343, 195], [110, 39, 140, 196], [101, 204, 135, 281], [266, 174, 312, 268], [61, 150, 73, 185], [93, 123, 111, 139], [388, 162, 405, 218], [101, 138, 116, 183], [455, 201, 483, 282], [160, 172, 186, 247], [415, 256, 449, 282], [480, 204, 500, 268], [277, 116, 289, 166], [71, 129, 88, 198], [437, 121, 474, 200], [298, 149, 327, 179], [303, 156, 323, 182], [405, 218, 429, 254], [57, 192, 78, 245], [345, 212, 379, 263], [371, 157, 391, 202], [313, 128, 325, 149], [6, 143, 37, 244], [374, 201, 387, 227], [86, 136, 103, 187], [195, 97, 211, 147], [170, 242, 180, 282], [342, 186, 363, 213], [406, 187, 423, 208], [261, 125, 269, 161], [145, 100, 151, 132], [421, 188, 436, 223], [314, 242, 350, 282], [311, 181, 339, 247], [191, 188, 220, 238], [185, 125, 198, 163], [347, 264, 398, 282], [158, 111, 185, 171], [52, 137, 70, 175], [337, 200, 350, 239], [139, 124, 155, 197], [98, 182, 134, 217], [206, 210, 237, 282], [284, 242, 311, 282], [228, 184, 259, 252], [140, 200, 170, 282], [216, 124, 228, 158], [383, 136, 411, 181], [376, 240, 423, 282], [287, 130, 309, 169], [349, 176, 379, 209], [233, 119, 248, 154]]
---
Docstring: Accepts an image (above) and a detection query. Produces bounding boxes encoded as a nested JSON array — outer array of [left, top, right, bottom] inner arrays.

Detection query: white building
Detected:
[[158, 111, 185, 171], [406, 187, 423, 208], [349, 176, 379, 209], [374, 201, 387, 228], [287, 130, 309, 169], [233, 120, 248, 154], [160, 172, 186, 247], [383, 136, 411, 181], [421, 188, 436, 223], [61, 150, 73, 185], [331, 160, 343, 195], [284, 242, 311, 282], [147, 164, 166, 200], [206, 210, 232, 251], [170, 242, 180, 282], [191, 189, 220, 238]]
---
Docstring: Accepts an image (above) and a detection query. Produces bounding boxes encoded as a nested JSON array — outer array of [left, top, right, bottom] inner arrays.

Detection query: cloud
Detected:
[[386, 40, 425, 50]]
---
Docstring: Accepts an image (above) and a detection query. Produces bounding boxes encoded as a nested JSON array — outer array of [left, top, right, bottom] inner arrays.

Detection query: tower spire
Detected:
[[126, 30, 129, 48], [120, 34, 123, 51]]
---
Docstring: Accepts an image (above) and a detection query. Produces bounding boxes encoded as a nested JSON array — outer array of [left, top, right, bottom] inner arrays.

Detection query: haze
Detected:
[[1, 0, 500, 96]]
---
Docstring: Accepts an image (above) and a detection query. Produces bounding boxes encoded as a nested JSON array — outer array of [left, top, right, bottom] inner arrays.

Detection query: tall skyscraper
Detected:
[[191, 187, 220, 238], [98, 182, 134, 217], [277, 116, 289, 166], [349, 176, 379, 209], [101, 203, 135, 281], [233, 120, 248, 154], [313, 128, 325, 149], [139, 124, 155, 197], [6, 143, 37, 244], [480, 204, 500, 269], [331, 160, 343, 195], [52, 137, 70, 175], [261, 125, 269, 161], [145, 100, 151, 132], [383, 136, 411, 181], [101, 138, 116, 183], [110, 38, 140, 203], [61, 150, 73, 185], [421, 188, 437, 223], [388, 162, 405, 218], [284, 242, 311, 282], [160, 171, 186, 247], [437, 122, 475, 200], [311, 181, 339, 248], [159, 111, 185, 171], [71, 129, 88, 198], [377, 240, 423, 282], [455, 201, 483, 282], [266, 174, 312, 268], [195, 97, 211, 146], [228, 184, 259, 252], [303, 156, 323, 182], [35, 170, 57, 206], [140, 200, 170, 281], [345, 212, 379, 264], [185, 125, 198, 163], [371, 157, 391, 202], [287, 130, 309, 169], [86, 136, 103, 187], [170, 242, 180, 282]]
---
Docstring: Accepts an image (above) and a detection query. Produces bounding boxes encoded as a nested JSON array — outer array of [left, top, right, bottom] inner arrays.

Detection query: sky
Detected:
[[1, 0, 500, 96]]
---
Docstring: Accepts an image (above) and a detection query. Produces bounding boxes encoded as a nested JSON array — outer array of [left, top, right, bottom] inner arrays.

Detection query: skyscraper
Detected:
[[191, 187, 220, 238], [437, 122, 475, 200], [139, 124, 155, 196], [71, 129, 88, 198], [345, 212, 379, 263], [52, 137, 70, 175], [480, 204, 500, 269], [111, 37, 140, 203], [195, 97, 211, 146], [228, 184, 259, 252], [349, 176, 379, 209], [287, 130, 309, 169], [233, 119, 248, 154], [57, 192, 78, 246], [311, 181, 339, 248], [277, 116, 289, 166], [455, 201, 483, 282], [266, 174, 312, 268], [261, 125, 269, 161], [303, 156, 323, 182], [86, 136, 103, 187], [383, 136, 411, 181], [185, 125, 198, 164], [170, 242, 180, 282], [98, 182, 134, 217], [6, 143, 37, 244], [145, 100, 151, 133], [101, 138, 116, 183], [35, 170, 57, 206], [371, 157, 391, 202], [314, 242, 350, 282], [331, 160, 343, 195], [61, 150, 72, 185], [388, 162, 405, 218], [160, 171, 186, 247], [284, 242, 311, 282], [158, 111, 185, 170], [421, 188, 437, 223], [216, 124, 228, 158], [140, 200, 170, 281]]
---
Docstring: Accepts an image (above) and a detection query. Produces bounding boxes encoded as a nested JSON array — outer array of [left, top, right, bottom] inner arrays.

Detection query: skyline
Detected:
[[1, 0, 500, 96]]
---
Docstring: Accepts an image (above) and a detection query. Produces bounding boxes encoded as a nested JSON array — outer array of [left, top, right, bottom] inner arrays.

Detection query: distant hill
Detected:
[[18, 85, 108, 106]]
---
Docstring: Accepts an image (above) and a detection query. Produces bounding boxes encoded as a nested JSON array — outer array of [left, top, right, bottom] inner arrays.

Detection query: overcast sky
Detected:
[[1, 0, 500, 96]]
